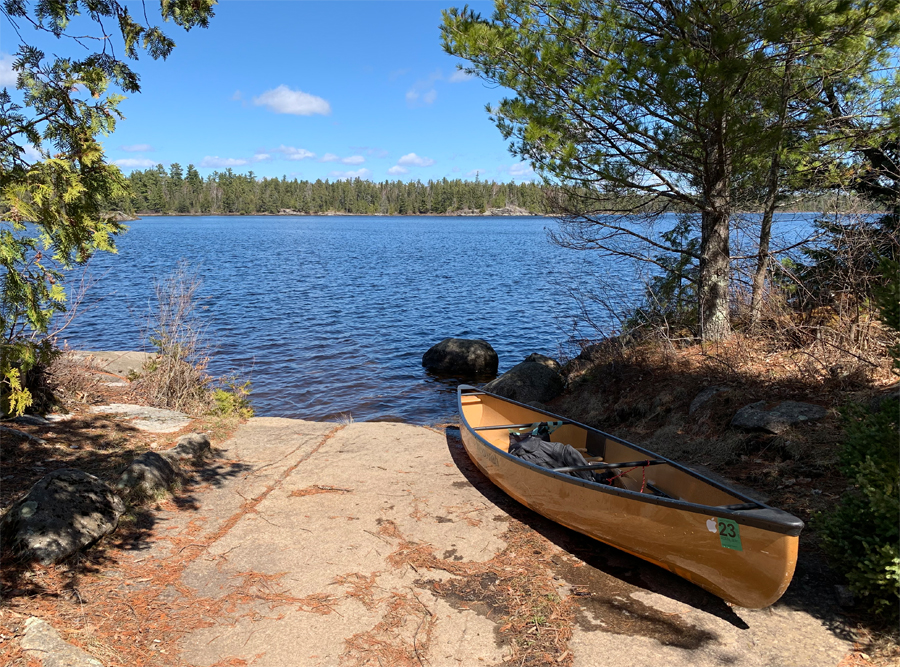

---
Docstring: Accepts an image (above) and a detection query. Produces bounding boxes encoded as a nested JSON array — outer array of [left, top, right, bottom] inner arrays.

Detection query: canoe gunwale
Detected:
[[457, 385, 803, 537]]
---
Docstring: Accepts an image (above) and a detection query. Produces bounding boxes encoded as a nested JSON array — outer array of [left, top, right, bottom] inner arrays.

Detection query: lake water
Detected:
[[63, 216, 622, 423], [62, 213, 815, 424]]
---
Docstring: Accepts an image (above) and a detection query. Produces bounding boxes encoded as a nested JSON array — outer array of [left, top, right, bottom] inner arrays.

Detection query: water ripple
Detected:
[[64, 215, 646, 424]]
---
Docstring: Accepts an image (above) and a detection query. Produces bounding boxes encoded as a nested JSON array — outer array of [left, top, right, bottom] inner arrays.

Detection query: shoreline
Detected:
[[117, 209, 877, 221], [127, 209, 548, 219]]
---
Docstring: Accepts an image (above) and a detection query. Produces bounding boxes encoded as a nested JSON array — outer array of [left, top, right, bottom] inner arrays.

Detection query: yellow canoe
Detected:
[[457, 385, 803, 608]]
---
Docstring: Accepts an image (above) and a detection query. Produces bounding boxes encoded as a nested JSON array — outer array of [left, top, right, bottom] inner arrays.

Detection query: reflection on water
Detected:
[[62, 213, 813, 424]]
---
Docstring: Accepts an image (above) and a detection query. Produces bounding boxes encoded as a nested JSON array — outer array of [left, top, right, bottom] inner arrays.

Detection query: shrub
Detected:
[[818, 399, 900, 622], [212, 378, 254, 419]]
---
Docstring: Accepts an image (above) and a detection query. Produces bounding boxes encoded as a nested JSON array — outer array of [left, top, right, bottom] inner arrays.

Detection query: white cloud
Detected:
[[342, 155, 365, 165], [274, 145, 316, 160], [0, 52, 16, 87], [252, 153, 271, 162], [387, 165, 408, 175], [200, 156, 249, 168], [231, 90, 243, 101], [398, 153, 435, 167], [253, 85, 331, 116], [509, 161, 535, 178], [321, 153, 340, 162], [121, 144, 153, 153], [449, 69, 474, 83], [351, 146, 389, 158], [114, 158, 157, 168], [406, 70, 442, 107], [406, 87, 438, 106], [329, 168, 371, 180]]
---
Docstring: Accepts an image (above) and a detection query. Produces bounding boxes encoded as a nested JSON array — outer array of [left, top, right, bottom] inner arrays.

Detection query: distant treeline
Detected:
[[112, 164, 869, 217], [115, 164, 549, 216]]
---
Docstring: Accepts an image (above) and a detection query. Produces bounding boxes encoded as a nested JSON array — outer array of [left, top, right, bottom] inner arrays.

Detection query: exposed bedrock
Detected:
[[421, 337, 499, 376]]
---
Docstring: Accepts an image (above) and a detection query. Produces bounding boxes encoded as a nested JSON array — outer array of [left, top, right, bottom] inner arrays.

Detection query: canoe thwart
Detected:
[[552, 459, 667, 473], [474, 421, 572, 431]]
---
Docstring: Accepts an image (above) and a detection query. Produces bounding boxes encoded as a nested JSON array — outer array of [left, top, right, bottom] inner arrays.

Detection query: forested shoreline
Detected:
[[115, 165, 549, 216], [113, 164, 863, 217]]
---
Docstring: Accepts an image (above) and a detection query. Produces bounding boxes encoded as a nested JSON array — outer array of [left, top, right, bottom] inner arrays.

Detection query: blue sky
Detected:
[[0, 1, 535, 182]]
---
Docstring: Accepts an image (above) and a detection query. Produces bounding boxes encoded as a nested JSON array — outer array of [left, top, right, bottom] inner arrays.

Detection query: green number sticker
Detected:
[[716, 518, 743, 551]]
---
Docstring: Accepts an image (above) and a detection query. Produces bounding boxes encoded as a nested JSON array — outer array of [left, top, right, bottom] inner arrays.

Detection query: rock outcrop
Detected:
[[163, 432, 212, 464], [116, 433, 211, 499], [730, 400, 828, 434], [523, 352, 561, 373], [90, 403, 192, 433], [422, 338, 499, 376], [116, 452, 177, 499], [484, 355, 564, 404], [0, 469, 124, 564]]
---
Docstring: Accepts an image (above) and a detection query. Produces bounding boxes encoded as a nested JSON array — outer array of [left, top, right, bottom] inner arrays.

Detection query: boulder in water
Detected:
[[422, 338, 499, 376]]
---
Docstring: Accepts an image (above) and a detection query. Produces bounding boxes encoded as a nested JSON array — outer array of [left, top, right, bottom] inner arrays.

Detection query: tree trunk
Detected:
[[698, 114, 733, 342], [699, 207, 732, 341], [749, 184, 778, 326]]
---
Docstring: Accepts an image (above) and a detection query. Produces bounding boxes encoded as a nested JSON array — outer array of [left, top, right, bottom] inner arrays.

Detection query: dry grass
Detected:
[[133, 261, 215, 416]]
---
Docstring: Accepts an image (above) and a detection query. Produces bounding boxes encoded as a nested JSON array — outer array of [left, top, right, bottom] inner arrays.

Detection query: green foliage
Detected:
[[0, 1, 214, 416], [818, 399, 900, 622], [818, 257, 900, 623], [0, 337, 58, 415], [212, 379, 254, 419]]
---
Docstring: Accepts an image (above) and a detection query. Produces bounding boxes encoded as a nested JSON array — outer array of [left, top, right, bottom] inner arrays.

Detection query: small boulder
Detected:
[[162, 432, 212, 464], [523, 353, 561, 373], [0, 469, 124, 564], [484, 357, 564, 404], [730, 400, 828, 434], [422, 338, 498, 376], [689, 386, 729, 415], [116, 452, 177, 499]]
